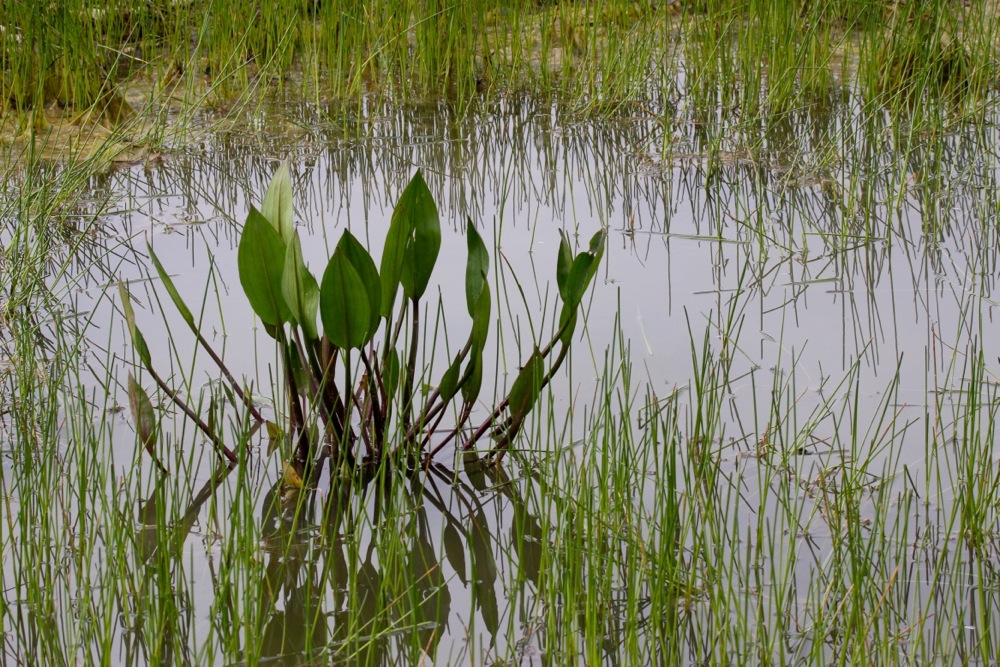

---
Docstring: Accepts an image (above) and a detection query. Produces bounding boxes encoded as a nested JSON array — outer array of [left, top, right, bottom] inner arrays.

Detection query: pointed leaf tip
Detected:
[[261, 160, 295, 243]]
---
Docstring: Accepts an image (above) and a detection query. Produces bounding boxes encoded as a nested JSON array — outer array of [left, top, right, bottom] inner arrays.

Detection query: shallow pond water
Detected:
[[4, 93, 1000, 664]]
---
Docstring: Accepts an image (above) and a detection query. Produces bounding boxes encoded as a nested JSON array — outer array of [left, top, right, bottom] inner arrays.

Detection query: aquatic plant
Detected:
[[118, 164, 604, 481]]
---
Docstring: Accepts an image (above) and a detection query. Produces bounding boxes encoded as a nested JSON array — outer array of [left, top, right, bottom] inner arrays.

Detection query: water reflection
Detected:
[[206, 463, 551, 666], [6, 84, 1000, 665]]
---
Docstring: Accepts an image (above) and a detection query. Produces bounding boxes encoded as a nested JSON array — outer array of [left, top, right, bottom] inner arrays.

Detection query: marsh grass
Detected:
[[4, 170, 1000, 665], [1, 0, 995, 144], [4, 11, 1000, 664]]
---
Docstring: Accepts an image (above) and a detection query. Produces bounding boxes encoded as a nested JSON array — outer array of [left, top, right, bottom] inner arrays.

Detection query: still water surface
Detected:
[[10, 94, 1000, 663]]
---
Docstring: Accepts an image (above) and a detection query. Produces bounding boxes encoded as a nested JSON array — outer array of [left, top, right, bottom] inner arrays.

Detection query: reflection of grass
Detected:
[[3, 14, 1000, 662], [5, 174, 1000, 663]]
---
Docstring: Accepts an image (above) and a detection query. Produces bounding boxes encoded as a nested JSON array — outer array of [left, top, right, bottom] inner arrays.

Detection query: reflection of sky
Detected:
[[7, 96, 999, 664], [75, 99, 999, 476]]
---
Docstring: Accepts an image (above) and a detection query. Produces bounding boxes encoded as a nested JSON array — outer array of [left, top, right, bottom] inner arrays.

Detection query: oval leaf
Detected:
[[461, 350, 483, 406], [508, 348, 544, 426], [565, 253, 596, 308], [471, 285, 491, 351], [338, 230, 382, 340], [585, 229, 606, 284], [398, 171, 441, 301], [556, 231, 573, 303], [465, 219, 489, 316], [380, 203, 410, 319], [438, 354, 463, 403], [320, 248, 371, 350], [238, 206, 291, 327], [281, 231, 320, 340], [261, 160, 295, 243]]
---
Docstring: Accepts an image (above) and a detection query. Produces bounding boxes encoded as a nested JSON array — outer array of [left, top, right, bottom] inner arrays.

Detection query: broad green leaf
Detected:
[[380, 202, 410, 319], [118, 282, 152, 370], [398, 172, 441, 301], [507, 348, 544, 426], [128, 372, 165, 473], [453, 286, 488, 408], [261, 160, 294, 243], [281, 231, 320, 340], [438, 353, 463, 403], [147, 246, 194, 329], [461, 351, 483, 406], [558, 303, 578, 346], [556, 231, 573, 303], [561, 229, 606, 308], [320, 248, 371, 350], [338, 230, 382, 339], [238, 206, 291, 327], [470, 286, 491, 351], [565, 253, 595, 308], [585, 229, 606, 285], [263, 322, 283, 340], [588, 228, 606, 255], [465, 219, 489, 316]]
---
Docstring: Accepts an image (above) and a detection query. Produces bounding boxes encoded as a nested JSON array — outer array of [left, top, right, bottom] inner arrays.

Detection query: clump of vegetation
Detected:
[[119, 165, 604, 482]]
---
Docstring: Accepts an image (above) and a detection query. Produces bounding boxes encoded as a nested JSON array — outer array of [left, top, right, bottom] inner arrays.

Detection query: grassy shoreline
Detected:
[[1, 0, 996, 145]]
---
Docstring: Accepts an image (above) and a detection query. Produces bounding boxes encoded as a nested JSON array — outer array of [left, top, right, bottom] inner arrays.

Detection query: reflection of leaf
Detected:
[[442, 522, 467, 585], [408, 518, 450, 654], [469, 511, 498, 638], [127, 372, 166, 474], [469, 511, 497, 584]]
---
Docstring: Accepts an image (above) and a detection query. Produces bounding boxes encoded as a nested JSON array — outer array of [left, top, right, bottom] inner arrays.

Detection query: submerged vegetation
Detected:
[[2, 0, 1000, 665]]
